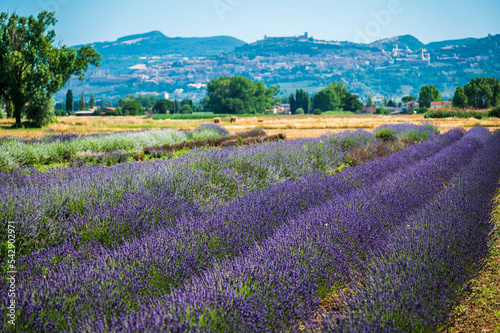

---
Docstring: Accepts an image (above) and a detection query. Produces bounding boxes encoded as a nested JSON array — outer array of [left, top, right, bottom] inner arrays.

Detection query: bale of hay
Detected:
[[230, 116, 237, 123], [214, 117, 222, 124], [262, 134, 286, 142], [220, 139, 239, 147]]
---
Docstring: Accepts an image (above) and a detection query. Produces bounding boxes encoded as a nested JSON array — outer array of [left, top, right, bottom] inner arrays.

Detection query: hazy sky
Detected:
[[2, 0, 499, 46]]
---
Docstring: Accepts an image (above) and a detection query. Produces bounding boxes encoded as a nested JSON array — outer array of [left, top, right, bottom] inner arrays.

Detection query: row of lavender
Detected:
[[314, 129, 500, 332], [0, 127, 390, 256], [107, 126, 490, 332], [1, 126, 492, 331], [0, 125, 229, 171]]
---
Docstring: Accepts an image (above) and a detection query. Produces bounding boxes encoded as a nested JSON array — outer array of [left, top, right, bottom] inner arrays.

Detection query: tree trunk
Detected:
[[12, 98, 24, 128], [5, 101, 12, 118]]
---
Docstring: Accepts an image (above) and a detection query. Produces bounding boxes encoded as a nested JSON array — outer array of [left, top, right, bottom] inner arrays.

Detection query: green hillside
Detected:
[[370, 35, 425, 51], [80, 30, 246, 57]]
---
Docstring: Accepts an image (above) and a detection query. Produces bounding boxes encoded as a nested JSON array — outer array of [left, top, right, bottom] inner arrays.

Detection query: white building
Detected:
[[401, 101, 420, 113]]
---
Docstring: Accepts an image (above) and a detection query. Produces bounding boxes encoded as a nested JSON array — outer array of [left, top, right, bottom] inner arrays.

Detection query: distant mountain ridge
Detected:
[[61, 31, 499, 102], [370, 35, 425, 51], [80, 30, 246, 58], [234, 33, 498, 55], [79, 30, 496, 59]]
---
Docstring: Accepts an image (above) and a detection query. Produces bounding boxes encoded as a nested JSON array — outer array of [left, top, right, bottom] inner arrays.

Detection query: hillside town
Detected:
[[57, 32, 497, 104], [75, 37, 435, 88]]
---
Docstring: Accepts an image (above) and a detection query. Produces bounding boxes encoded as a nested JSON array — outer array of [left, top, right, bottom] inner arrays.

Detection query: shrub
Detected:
[[192, 124, 229, 139], [375, 108, 390, 115], [425, 109, 483, 119], [25, 93, 55, 127], [488, 106, 500, 118], [416, 106, 428, 114], [374, 128, 397, 141], [295, 108, 304, 115], [313, 109, 322, 115], [123, 100, 144, 116], [180, 104, 193, 114]]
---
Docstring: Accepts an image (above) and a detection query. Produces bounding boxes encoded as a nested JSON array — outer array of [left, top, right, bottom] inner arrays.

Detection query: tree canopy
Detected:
[[153, 99, 174, 114], [65, 89, 73, 112], [313, 81, 363, 112], [313, 88, 340, 112], [122, 99, 143, 115], [463, 77, 500, 109], [366, 94, 373, 107], [452, 86, 468, 109], [290, 89, 310, 114], [204, 76, 280, 114], [402, 96, 417, 103], [179, 104, 193, 114], [0, 11, 101, 126], [418, 85, 442, 108], [89, 93, 95, 109]]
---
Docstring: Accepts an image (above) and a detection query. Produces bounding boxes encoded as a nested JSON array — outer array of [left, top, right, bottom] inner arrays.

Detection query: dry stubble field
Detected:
[[1, 113, 500, 139]]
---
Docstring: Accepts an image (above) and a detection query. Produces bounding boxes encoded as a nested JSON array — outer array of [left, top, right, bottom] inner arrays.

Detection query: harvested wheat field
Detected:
[[1, 114, 500, 139]]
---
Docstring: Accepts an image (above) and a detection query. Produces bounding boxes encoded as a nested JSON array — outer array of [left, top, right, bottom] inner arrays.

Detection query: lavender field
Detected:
[[1, 124, 499, 332]]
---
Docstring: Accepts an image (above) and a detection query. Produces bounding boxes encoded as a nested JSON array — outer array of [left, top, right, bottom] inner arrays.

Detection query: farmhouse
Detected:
[[430, 101, 453, 109], [271, 104, 291, 114], [75, 110, 95, 116], [402, 101, 420, 113], [359, 107, 377, 114]]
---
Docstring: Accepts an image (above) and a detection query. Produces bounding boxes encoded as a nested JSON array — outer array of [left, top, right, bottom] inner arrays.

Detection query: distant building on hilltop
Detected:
[[264, 32, 313, 42]]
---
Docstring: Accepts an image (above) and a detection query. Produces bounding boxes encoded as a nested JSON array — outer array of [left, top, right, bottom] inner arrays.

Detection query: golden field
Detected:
[[1, 114, 499, 139]]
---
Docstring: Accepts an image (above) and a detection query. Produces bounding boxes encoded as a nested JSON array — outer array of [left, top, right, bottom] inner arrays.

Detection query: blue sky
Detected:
[[2, 0, 499, 46]]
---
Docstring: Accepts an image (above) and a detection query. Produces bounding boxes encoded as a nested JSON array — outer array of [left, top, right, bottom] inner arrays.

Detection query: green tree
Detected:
[[25, 90, 54, 126], [66, 89, 73, 112], [402, 96, 417, 103], [289, 94, 296, 114], [99, 99, 110, 110], [153, 99, 174, 114], [181, 98, 193, 107], [204, 76, 280, 114], [313, 88, 340, 112], [314, 81, 361, 112], [452, 86, 468, 108], [418, 85, 442, 108], [463, 77, 500, 109], [295, 107, 304, 114], [122, 99, 143, 115], [79, 90, 85, 110], [89, 93, 95, 109], [0, 11, 100, 127], [295, 89, 311, 114], [343, 93, 364, 112], [366, 94, 373, 107], [180, 104, 193, 114], [174, 99, 179, 114], [117, 97, 127, 108], [387, 99, 397, 107]]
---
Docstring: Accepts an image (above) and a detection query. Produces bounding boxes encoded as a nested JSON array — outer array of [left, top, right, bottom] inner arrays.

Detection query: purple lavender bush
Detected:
[[3, 124, 472, 332], [311, 129, 499, 332]]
